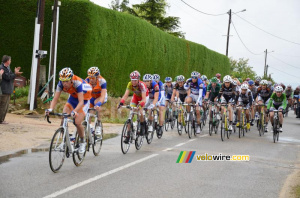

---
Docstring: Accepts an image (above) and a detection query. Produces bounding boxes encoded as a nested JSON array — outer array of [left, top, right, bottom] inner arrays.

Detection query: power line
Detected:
[[234, 14, 300, 46], [268, 66, 299, 80], [269, 54, 300, 69], [231, 20, 264, 56], [180, 0, 227, 16], [273, 52, 300, 58]]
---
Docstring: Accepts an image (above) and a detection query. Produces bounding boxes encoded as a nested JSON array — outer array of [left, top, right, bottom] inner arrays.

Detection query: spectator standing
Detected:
[[0, 55, 22, 124]]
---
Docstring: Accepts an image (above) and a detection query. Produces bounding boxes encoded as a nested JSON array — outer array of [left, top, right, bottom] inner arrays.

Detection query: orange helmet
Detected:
[[87, 67, 100, 77], [59, 67, 73, 81]]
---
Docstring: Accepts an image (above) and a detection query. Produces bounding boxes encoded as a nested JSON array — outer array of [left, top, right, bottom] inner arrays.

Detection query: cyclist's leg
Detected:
[[158, 99, 165, 127], [264, 99, 270, 124]]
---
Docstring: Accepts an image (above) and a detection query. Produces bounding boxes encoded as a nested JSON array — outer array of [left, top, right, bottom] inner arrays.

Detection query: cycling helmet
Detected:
[[223, 75, 232, 83], [216, 73, 221, 78], [238, 78, 243, 83], [268, 81, 273, 87], [153, 74, 160, 81], [246, 78, 250, 81], [174, 76, 178, 82], [248, 80, 254, 86], [260, 80, 268, 85], [165, 77, 172, 82], [59, 67, 73, 81], [87, 67, 100, 77], [191, 71, 198, 77], [287, 85, 292, 88], [241, 84, 248, 90], [232, 80, 237, 86], [211, 77, 218, 83], [255, 77, 261, 82], [177, 75, 185, 82], [201, 75, 207, 81], [130, 71, 140, 80], [275, 86, 283, 92], [143, 74, 153, 81]]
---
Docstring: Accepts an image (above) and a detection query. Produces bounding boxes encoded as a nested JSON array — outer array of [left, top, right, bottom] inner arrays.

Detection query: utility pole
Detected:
[[226, 9, 231, 57], [48, 0, 60, 98], [264, 49, 268, 78], [34, 0, 46, 109]]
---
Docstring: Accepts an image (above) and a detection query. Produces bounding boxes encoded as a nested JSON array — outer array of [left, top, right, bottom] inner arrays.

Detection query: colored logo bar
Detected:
[[176, 151, 196, 163]]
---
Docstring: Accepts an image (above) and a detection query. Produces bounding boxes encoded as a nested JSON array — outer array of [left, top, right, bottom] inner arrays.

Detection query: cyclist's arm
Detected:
[[205, 91, 210, 99], [171, 89, 176, 101], [49, 91, 61, 110], [267, 94, 274, 109], [121, 89, 130, 102], [282, 94, 287, 110], [140, 92, 147, 106], [249, 92, 253, 106], [74, 92, 84, 113], [99, 88, 107, 104], [187, 88, 191, 96], [153, 91, 159, 105]]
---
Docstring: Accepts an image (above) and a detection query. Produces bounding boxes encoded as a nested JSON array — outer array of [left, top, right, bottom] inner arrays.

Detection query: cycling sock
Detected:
[[279, 124, 282, 127], [80, 137, 85, 143], [229, 121, 232, 125]]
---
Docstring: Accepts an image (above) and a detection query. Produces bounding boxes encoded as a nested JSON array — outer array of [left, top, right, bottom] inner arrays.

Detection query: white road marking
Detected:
[[43, 154, 159, 198], [174, 142, 186, 147], [162, 148, 172, 151]]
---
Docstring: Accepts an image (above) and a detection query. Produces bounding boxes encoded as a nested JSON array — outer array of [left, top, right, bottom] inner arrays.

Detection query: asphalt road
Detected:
[[0, 116, 299, 198]]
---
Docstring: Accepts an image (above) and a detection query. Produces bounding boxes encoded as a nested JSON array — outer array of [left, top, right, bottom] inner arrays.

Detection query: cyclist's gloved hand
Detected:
[[95, 102, 102, 107], [71, 111, 78, 118], [266, 109, 269, 114], [148, 104, 155, 110], [282, 109, 286, 114], [204, 98, 208, 102], [118, 99, 125, 109], [45, 109, 52, 116]]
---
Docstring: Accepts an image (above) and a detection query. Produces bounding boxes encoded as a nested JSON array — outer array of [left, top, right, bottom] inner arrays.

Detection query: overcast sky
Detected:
[[90, 0, 300, 88]]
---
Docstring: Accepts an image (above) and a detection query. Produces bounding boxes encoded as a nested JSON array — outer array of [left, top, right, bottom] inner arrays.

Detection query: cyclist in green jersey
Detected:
[[267, 86, 287, 132], [204, 77, 221, 122]]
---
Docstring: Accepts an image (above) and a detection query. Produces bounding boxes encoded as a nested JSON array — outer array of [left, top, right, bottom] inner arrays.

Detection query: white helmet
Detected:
[[177, 75, 185, 82], [223, 75, 232, 83], [241, 84, 248, 90], [153, 74, 160, 81], [275, 86, 283, 92], [191, 71, 198, 77], [260, 80, 268, 85], [143, 74, 153, 81], [232, 80, 237, 86]]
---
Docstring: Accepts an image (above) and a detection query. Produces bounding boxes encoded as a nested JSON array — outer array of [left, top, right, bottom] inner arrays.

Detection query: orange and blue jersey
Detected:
[[85, 76, 107, 98]]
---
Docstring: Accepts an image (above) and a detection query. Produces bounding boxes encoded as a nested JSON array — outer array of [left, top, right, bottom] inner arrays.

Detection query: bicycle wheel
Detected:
[[273, 119, 278, 143], [73, 130, 88, 167], [135, 121, 144, 150], [121, 120, 131, 154], [164, 110, 170, 131], [209, 122, 213, 136], [146, 121, 154, 144], [261, 112, 265, 136], [214, 119, 219, 134], [184, 111, 188, 133], [171, 115, 176, 129], [221, 121, 225, 141], [258, 118, 262, 136], [49, 128, 66, 173], [93, 121, 103, 156], [177, 122, 182, 136]]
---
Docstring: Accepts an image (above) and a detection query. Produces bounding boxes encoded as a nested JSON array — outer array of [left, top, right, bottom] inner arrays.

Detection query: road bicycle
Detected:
[[164, 100, 176, 131], [272, 110, 280, 143], [120, 106, 145, 154], [237, 105, 249, 138], [208, 101, 220, 136], [256, 104, 267, 136], [220, 104, 231, 141], [184, 103, 197, 139], [46, 113, 88, 173]]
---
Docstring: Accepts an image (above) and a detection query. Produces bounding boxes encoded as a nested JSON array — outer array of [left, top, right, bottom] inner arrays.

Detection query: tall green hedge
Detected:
[[0, 0, 230, 96]]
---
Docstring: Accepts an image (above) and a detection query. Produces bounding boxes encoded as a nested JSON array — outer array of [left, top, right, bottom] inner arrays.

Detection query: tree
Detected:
[[110, 0, 185, 38], [229, 57, 257, 80]]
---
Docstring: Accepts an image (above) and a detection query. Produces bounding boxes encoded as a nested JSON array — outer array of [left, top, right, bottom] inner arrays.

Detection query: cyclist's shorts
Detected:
[[90, 92, 108, 108], [257, 96, 270, 105], [66, 95, 90, 114], [188, 94, 202, 106], [270, 104, 284, 112], [165, 93, 172, 100], [209, 95, 218, 102], [237, 101, 250, 109], [145, 98, 164, 108], [179, 94, 187, 103], [158, 95, 166, 107], [130, 94, 149, 107], [221, 96, 233, 104]]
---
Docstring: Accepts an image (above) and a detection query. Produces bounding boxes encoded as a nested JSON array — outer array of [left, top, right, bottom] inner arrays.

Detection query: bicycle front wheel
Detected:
[[221, 121, 225, 141], [49, 128, 66, 173], [146, 121, 154, 144], [73, 130, 88, 167], [93, 121, 103, 156], [165, 110, 170, 131], [187, 121, 193, 139], [135, 121, 144, 150], [121, 121, 131, 154]]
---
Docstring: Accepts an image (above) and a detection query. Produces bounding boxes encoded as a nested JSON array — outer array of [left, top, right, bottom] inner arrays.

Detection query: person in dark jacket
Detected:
[[0, 69, 4, 95], [0, 55, 22, 124]]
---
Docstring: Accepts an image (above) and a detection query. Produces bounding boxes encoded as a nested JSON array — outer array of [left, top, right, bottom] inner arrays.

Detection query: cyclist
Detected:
[[248, 80, 257, 125], [201, 75, 209, 86], [45, 68, 92, 154], [256, 80, 272, 132], [171, 75, 187, 131], [143, 74, 163, 136], [255, 77, 261, 87], [284, 85, 294, 110], [236, 84, 253, 130], [153, 74, 165, 134], [185, 71, 205, 134], [294, 86, 300, 118], [85, 67, 107, 135], [267, 86, 287, 132], [217, 75, 236, 131], [204, 77, 221, 123], [216, 73, 222, 84], [118, 71, 148, 143], [164, 77, 176, 118]]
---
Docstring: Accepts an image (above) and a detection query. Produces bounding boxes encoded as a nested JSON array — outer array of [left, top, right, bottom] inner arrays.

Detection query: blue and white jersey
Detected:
[[184, 78, 206, 97], [148, 80, 161, 100]]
